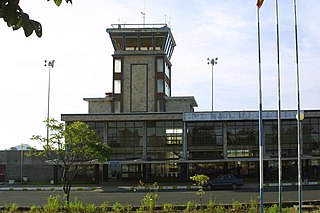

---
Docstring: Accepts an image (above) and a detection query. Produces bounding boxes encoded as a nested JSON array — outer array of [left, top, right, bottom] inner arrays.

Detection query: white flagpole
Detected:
[[293, 0, 302, 212], [275, 0, 283, 212], [256, 5, 264, 213]]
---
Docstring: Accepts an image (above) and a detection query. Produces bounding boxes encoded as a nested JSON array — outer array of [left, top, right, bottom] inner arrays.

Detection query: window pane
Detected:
[[157, 79, 163, 93], [115, 59, 121, 73], [114, 80, 121, 94], [165, 81, 170, 96], [157, 59, 164, 72], [165, 64, 170, 77]]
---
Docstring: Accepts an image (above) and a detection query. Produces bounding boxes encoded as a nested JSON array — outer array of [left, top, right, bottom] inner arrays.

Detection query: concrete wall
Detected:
[[84, 97, 113, 114], [165, 97, 197, 112], [0, 151, 54, 183]]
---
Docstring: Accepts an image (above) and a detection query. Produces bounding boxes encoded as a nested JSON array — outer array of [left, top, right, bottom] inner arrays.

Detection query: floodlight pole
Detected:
[[44, 60, 55, 145], [20, 143, 24, 183], [275, 0, 283, 211], [293, 0, 303, 212], [207, 58, 218, 111]]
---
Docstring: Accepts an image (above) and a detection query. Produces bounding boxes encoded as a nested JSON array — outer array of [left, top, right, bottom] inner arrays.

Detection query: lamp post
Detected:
[[20, 143, 24, 183], [293, 0, 303, 212], [207, 58, 218, 111], [44, 60, 55, 144]]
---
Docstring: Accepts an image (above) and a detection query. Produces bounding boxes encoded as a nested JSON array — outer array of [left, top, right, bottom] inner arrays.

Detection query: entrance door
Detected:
[[0, 165, 5, 182], [109, 163, 122, 181]]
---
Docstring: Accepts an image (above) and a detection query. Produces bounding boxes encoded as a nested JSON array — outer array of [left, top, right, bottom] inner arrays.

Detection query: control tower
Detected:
[[107, 24, 176, 113]]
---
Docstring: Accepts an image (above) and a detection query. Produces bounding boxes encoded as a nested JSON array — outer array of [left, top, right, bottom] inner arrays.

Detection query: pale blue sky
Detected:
[[0, 0, 319, 149]]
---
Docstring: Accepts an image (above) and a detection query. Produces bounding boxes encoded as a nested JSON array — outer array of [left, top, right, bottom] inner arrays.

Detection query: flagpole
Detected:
[[275, 0, 282, 212], [256, 5, 264, 213], [293, 0, 302, 212]]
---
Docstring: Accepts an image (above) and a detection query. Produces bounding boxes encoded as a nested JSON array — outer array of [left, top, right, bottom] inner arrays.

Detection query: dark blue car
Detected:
[[204, 174, 244, 190]]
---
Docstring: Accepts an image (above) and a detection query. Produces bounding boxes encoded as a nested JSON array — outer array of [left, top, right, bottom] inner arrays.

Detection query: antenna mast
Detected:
[[141, 0, 146, 25]]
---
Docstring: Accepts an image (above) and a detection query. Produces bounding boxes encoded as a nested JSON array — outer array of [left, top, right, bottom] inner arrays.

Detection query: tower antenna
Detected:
[[141, 0, 146, 25]]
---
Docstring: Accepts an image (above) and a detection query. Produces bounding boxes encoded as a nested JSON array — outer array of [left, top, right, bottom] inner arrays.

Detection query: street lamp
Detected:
[[44, 60, 55, 144], [207, 58, 218, 111], [20, 143, 24, 183]]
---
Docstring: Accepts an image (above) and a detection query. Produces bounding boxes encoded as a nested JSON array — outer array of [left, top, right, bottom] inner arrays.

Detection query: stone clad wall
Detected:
[[123, 55, 156, 112], [86, 98, 113, 114], [165, 98, 196, 113]]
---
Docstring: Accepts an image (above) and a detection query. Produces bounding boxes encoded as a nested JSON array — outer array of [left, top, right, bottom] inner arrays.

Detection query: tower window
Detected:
[[157, 58, 164, 72], [114, 59, 122, 73], [165, 63, 170, 77], [157, 79, 163, 93], [114, 80, 121, 94], [165, 81, 170, 96]]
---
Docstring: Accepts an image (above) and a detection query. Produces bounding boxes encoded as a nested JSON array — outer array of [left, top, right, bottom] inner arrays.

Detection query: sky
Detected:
[[0, 0, 319, 150]]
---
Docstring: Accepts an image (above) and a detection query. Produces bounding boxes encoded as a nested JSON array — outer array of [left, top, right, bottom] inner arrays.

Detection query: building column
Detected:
[[142, 122, 147, 160], [182, 121, 188, 160], [181, 121, 188, 182], [223, 121, 228, 159]]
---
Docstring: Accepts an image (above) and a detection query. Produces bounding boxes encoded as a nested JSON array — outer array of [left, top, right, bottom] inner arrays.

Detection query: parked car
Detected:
[[203, 174, 243, 190]]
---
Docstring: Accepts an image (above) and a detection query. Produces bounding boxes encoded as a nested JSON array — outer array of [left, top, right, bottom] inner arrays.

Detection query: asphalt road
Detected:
[[0, 185, 319, 207]]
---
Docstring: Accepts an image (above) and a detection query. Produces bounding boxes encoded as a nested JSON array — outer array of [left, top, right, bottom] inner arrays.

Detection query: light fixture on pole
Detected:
[[20, 143, 24, 183], [44, 60, 55, 144], [207, 57, 218, 111]]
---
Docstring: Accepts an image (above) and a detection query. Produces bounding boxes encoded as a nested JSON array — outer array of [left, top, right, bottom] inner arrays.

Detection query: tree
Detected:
[[30, 118, 110, 204], [0, 0, 72, 37], [190, 174, 210, 208]]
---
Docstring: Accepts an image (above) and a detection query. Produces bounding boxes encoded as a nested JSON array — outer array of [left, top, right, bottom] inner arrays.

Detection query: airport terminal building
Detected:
[[61, 24, 320, 183]]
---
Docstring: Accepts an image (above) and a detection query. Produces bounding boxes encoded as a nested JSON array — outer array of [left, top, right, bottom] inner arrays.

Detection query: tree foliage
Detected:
[[190, 174, 210, 208], [0, 0, 72, 37], [30, 118, 110, 204]]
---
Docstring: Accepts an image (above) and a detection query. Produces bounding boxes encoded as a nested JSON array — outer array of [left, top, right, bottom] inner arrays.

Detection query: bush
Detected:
[[206, 199, 215, 212], [99, 201, 110, 212], [68, 198, 85, 213], [247, 199, 258, 213], [231, 199, 244, 212], [185, 201, 196, 212], [112, 202, 125, 212], [85, 203, 97, 213], [141, 192, 158, 212], [163, 203, 174, 212], [30, 204, 42, 213], [43, 195, 61, 213], [9, 203, 19, 213], [266, 204, 279, 213], [214, 205, 226, 213], [124, 204, 133, 212]]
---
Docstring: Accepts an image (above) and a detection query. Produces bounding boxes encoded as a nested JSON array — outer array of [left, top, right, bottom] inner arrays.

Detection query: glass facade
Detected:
[[187, 122, 223, 160], [303, 118, 320, 157], [227, 121, 258, 158], [79, 112, 320, 182], [87, 121, 105, 138], [146, 121, 183, 160], [107, 121, 144, 160]]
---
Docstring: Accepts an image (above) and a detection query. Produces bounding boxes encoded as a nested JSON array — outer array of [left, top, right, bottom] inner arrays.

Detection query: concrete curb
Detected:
[[264, 181, 320, 187], [0, 187, 93, 191], [118, 185, 199, 191], [119, 181, 320, 191]]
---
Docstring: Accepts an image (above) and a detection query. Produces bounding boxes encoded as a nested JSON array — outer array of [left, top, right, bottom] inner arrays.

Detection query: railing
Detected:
[[110, 23, 168, 29]]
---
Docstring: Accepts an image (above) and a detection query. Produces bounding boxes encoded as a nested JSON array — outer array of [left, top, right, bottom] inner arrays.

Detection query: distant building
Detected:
[[0, 151, 53, 183], [60, 23, 320, 183]]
